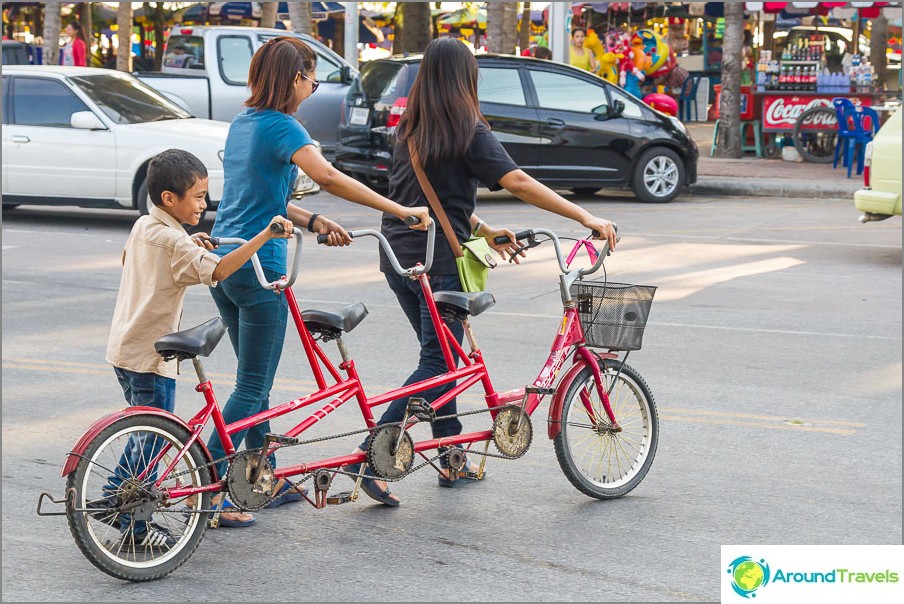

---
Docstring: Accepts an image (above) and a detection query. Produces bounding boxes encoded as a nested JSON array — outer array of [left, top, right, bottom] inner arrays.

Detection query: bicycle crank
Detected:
[[492, 405, 533, 459], [226, 450, 277, 511], [367, 424, 414, 479]]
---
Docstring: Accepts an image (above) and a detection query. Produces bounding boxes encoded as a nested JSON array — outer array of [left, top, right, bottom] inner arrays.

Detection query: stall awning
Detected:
[[746, 2, 894, 18]]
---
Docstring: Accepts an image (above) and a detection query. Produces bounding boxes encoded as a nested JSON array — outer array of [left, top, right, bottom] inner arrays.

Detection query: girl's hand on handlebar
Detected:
[[482, 225, 526, 265], [268, 216, 295, 239], [397, 206, 431, 231], [315, 216, 353, 247], [191, 233, 217, 250], [582, 216, 618, 252]]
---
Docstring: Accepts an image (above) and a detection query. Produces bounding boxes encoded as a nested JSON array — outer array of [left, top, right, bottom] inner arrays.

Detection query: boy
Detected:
[[102, 148, 293, 549]]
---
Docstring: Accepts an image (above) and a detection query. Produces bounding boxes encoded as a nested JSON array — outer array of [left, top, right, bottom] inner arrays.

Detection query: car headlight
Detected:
[[667, 115, 687, 135], [218, 150, 225, 163]]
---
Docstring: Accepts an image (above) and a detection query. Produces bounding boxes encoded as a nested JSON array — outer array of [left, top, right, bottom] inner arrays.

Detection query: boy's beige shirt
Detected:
[[106, 205, 221, 378]]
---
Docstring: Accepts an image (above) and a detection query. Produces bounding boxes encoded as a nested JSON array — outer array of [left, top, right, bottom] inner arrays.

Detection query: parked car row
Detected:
[[334, 53, 698, 203]]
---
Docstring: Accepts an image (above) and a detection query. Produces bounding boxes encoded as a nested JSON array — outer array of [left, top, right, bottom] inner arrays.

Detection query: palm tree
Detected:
[[395, 2, 431, 55], [116, 2, 133, 72], [519, 2, 532, 55], [261, 1, 278, 29], [487, 2, 518, 54], [715, 1, 744, 158], [42, 1, 62, 65], [287, 1, 312, 35]]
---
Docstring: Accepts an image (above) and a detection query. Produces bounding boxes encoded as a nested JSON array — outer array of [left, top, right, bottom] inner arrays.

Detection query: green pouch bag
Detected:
[[457, 236, 497, 293]]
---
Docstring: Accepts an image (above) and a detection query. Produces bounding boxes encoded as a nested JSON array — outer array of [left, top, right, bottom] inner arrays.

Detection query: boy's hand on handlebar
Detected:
[[267, 216, 295, 239], [191, 232, 217, 250], [398, 207, 431, 231], [483, 225, 526, 265], [316, 216, 353, 247], [582, 217, 618, 252]]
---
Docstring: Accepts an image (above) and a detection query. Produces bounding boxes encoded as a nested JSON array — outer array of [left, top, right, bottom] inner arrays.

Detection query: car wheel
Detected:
[[136, 178, 153, 216], [631, 147, 685, 203], [570, 187, 600, 196]]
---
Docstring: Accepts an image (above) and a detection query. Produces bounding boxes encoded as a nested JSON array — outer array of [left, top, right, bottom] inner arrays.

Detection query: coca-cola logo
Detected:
[[764, 98, 835, 128]]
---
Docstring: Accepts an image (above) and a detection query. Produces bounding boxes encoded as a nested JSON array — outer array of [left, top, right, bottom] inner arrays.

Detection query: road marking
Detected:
[[3, 357, 865, 435]]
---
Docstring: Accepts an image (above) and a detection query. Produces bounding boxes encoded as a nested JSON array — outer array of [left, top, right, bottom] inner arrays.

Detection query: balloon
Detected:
[[643, 93, 678, 117], [633, 29, 670, 76]]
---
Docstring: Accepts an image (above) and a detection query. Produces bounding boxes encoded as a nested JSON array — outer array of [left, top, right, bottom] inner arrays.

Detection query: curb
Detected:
[[690, 177, 861, 199]]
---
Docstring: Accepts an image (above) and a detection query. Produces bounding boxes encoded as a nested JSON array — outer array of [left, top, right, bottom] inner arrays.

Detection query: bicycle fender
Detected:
[[547, 351, 618, 440], [61, 406, 216, 479]]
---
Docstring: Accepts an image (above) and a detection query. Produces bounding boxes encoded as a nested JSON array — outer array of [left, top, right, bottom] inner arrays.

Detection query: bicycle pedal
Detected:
[[525, 386, 555, 396], [264, 433, 299, 446], [326, 491, 355, 505]]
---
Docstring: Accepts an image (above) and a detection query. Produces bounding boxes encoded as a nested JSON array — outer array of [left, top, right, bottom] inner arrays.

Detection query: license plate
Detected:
[[349, 107, 369, 126]]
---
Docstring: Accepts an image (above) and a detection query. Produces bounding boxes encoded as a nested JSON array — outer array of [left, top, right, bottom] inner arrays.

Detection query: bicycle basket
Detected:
[[570, 281, 657, 351]]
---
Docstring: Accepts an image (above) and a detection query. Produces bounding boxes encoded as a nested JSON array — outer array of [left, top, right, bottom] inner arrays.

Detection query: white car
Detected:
[[1, 66, 319, 216]]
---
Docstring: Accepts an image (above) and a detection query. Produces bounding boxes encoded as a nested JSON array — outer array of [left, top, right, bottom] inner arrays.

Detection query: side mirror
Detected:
[[609, 100, 626, 119], [340, 65, 355, 84], [70, 111, 106, 130]]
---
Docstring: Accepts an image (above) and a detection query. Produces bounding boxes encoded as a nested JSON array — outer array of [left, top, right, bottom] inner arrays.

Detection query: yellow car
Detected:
[[856, 107, 902, 222]]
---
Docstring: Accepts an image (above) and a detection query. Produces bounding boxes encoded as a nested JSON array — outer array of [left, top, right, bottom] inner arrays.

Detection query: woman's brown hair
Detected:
[[245, 37, 317, 114], [396, 37, 488, 166]]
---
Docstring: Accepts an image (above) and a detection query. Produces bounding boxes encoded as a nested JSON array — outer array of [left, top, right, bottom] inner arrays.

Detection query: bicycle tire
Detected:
[[66, 414, 212, 581], [553, 359, 658, 500], [792, 106, 838, 163]]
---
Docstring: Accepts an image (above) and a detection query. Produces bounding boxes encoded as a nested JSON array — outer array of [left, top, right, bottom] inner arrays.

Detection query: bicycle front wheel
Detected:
[[792, 106, 838, 163], [553, 360, 658, 499], [66, 414, 212, 581]]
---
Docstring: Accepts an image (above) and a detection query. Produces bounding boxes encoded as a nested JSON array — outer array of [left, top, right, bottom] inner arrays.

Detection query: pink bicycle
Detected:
[[40, 223, 659, 581]]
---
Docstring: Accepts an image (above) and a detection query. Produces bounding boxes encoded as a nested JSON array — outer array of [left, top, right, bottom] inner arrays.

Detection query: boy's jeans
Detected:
[[107, 367, 176, 534]]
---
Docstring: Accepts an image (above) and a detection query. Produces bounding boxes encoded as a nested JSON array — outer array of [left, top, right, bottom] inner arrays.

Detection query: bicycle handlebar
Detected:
[[317, 221, 436, 277], [216, 226, 303, 291], [494, 227, 618, 278]]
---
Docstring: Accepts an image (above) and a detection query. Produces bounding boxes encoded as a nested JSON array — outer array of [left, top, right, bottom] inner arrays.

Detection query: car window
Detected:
[[528, 69, 608, 114], [217, 35, 254, 85], [607, 88, 645, 119], [70, 74, 190, 124], [2, 76, 9, 124], [11, 77, 90, 128], [313, 49, 342, 82], [164, 35, 205, 69], [360, 62, 406, 101], [478, 66, 526, 106]]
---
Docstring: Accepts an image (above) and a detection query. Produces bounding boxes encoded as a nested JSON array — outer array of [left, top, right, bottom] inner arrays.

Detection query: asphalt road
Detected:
[[2, 190, 901, 602]]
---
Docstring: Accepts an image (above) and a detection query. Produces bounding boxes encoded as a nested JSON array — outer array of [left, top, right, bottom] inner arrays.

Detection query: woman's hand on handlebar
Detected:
[[314, 215, 352, 247], [582, 216, 618, 252], [482, 224, 526, 265], [395, 206, 431, 231], [268, 216, 295, 239]]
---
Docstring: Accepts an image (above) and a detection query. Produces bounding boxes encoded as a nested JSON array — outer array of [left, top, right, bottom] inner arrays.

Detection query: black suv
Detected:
[[335, 54, 698, 203]]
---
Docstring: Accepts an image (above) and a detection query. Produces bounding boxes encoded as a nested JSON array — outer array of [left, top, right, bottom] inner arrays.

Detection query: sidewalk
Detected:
[[685, 121, 862, 199]]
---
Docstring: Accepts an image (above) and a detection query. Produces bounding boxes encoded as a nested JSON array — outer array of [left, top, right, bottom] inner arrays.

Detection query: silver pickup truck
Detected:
[[137, 25, 356, 160]]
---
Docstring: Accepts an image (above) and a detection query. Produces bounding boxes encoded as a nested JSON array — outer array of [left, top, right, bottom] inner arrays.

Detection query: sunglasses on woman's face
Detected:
[[298, 72, 319, 94]]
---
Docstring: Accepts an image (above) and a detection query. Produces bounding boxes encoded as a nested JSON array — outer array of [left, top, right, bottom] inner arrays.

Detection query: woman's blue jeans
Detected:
[[208, 266, 288, 479], [362, 272, 464, 457]]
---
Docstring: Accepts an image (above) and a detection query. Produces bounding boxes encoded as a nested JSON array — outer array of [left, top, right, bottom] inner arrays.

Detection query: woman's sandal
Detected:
[[343, 462, 400, 507], [265, 479, 309, 509], [438, 463, 487, 488]]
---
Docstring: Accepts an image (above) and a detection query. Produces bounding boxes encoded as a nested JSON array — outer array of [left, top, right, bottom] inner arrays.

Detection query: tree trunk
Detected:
[[716, 1, 743, 158], [42, 1, 62, 65], [870, 15, 888, 90], [518, 2, 531, 55], [287, 2, 312, 35], [78, 3, 92, 64], [153, 2, 165, 71], [502, 2, 519, 55], [261, 0, 278, 29], [116, 2, 132, 72], [487, 2, 518, 55], [397, 2, 431, 55]]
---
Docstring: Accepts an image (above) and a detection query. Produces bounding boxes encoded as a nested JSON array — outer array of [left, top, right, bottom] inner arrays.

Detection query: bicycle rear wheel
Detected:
[[66, 414, 212, 581], [792, 106, 838, 163], [553, 360, 658, 499]]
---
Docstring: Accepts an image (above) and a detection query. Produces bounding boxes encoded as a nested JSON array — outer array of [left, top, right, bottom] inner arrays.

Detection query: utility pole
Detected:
[[344, 2, 358, 69], [549, 1, 569, 64]]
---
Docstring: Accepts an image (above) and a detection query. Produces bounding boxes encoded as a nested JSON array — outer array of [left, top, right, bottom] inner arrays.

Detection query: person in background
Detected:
[[657, 61, 690, 99], [534, 45, 552, 60], [61, 19, 87, 66], [569, 27, 597, 72]]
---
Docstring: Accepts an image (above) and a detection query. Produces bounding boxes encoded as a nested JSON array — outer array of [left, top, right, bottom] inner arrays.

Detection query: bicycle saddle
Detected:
[[433, 291, 496, 322], [301, 303, 368, 341], [154, 317, 226, 360]]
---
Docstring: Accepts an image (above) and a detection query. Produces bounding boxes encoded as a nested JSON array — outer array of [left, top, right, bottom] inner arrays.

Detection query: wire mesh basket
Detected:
[[570, 281, 657, 351]]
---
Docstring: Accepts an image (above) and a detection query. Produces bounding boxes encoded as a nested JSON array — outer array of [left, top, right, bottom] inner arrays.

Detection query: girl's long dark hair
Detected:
[[68, 20, 88, 44], [396, 37, 488, 166]]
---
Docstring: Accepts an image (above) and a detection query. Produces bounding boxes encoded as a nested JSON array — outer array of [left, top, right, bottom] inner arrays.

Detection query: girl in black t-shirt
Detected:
[[346, 37, 618, 506]]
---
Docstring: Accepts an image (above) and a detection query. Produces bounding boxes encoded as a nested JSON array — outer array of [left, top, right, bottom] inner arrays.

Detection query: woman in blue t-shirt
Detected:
[[206, 37, 430, 527], [345, 37, 619, 507]]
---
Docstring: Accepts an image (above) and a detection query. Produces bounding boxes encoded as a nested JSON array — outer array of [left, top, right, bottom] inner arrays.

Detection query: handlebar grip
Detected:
[[206, 237, 219, 247], [404, 215, 421, 226], [494, 229, 534, 245], [270, 222, 285, 235], [317, 231, 356, 244]]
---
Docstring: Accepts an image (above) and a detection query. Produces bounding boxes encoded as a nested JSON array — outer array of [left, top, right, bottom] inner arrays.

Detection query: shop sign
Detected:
[[762, 95, 870, 130]]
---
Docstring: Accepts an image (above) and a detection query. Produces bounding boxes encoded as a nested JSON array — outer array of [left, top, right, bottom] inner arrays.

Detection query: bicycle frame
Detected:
[[127, 232, 621, 501]]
